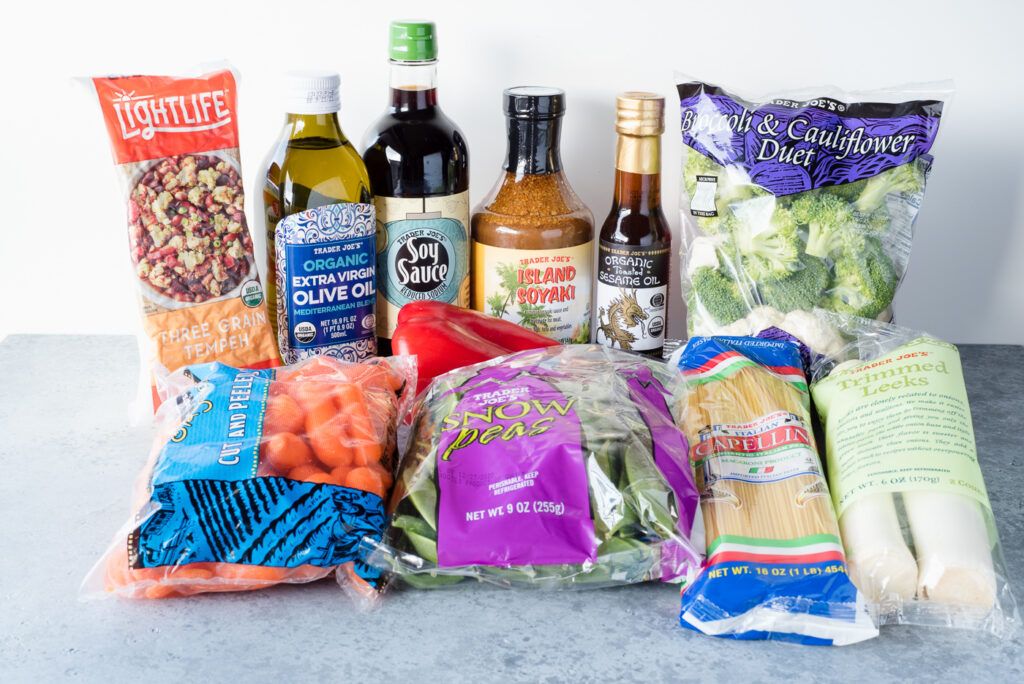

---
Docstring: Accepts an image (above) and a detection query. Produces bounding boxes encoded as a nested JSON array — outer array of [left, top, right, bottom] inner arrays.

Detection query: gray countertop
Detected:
[[2, 335, 1022, 682]]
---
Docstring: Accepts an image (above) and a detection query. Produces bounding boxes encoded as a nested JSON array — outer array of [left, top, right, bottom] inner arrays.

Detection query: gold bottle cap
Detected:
[[615, 92, 664, 136]]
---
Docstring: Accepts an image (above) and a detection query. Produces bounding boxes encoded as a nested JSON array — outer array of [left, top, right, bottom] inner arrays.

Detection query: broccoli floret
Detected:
[[853, 161, 925, 213], [690, 266, 750, 326], [757, 255, 829, 313], [726, 198, 802, 281], [819, 238, 898, 319], [790, 193, 856, 258]]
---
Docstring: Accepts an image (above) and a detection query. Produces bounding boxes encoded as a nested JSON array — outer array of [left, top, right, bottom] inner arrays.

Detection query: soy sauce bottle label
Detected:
[[375, 191, 470, 339], [595, 241, 668, 352]]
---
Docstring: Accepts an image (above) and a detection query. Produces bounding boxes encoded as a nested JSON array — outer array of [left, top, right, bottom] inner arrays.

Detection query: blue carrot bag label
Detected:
[[675, 337, 877, 645]]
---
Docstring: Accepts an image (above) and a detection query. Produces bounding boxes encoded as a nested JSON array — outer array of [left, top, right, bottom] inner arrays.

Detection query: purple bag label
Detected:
[[436, 367, 597, 567], [677, 81, 942, 196]]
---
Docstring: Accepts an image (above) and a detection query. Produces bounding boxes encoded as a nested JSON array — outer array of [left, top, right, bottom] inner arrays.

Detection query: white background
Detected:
[[2, 0, 1022, 344]]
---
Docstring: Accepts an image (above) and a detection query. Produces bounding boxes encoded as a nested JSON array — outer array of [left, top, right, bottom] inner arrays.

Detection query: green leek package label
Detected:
[[811, 337, 989, 516]]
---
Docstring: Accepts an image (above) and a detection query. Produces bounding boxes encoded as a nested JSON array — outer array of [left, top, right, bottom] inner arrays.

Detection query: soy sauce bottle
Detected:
[[595, 93, 670, 357], [362, 21, 470, 355]]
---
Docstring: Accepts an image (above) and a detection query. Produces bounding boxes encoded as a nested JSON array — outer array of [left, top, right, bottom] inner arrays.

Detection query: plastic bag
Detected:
[[676, 76, 951, 337], [808, 318, 1019, 637], [81, 355, 413, 604], [363, 344, 702, 590], [675, 336, 877, 645], [86, 66, 280, 411]]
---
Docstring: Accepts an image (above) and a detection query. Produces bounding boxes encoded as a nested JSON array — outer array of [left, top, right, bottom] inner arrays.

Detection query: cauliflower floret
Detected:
[[162, 173, 179, 191], [167, 234, 185, 250], [185, 232, 202, 250], [687, 235, 728, 276], [212, 184, 235, 205], [226, 241, 245, 260], [208, 279, 222, 297], [197, 168, 219, 190], [136, 262, 151, 278], [778, 309, 847, 360], [226, 219, 243, 234]]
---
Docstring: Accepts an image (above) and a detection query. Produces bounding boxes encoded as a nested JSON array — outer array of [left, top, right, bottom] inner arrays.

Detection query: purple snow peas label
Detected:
[[435, 364, 598, 567], [677, 81, 942, 196]]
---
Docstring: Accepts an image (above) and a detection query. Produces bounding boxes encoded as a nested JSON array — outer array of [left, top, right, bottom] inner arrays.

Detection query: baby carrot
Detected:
[[288, 464, 326, 482], [305, 398, 353, 468], [334, 384, 382, 466], [264, 393, 305, 435], [330, 464, 354, 486], [346, 466, 386, 498], [264, 432, 313, 472]]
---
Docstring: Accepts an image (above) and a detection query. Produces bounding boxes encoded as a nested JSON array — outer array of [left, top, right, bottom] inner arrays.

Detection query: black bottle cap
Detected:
[[503, 86, 565, 120]]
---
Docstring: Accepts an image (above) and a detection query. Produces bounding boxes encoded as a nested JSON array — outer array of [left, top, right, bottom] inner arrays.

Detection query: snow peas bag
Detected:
[[81, 355, 413, 605], [362, 345, 702, 590], [676, 76, 951, 338], [86, 66, 280, 413], [808, 317, 1019, 637]]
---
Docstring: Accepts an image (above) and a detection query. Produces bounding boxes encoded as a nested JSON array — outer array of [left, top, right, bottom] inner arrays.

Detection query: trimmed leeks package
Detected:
[[362, 345, 703, 590], [676, 76, 951, 338], [674, 336, 876, 645], [809, 321, 1019, 637]]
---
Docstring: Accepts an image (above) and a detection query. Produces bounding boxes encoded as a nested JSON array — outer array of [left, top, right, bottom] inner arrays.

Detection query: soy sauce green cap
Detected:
[[389, 21, 437, 61]]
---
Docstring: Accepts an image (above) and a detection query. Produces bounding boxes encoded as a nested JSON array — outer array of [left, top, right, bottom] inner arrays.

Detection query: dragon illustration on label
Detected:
[[598, 288, 647, 351]]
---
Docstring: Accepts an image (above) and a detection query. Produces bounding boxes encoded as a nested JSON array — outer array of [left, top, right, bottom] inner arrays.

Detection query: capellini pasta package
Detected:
[[81, 355, 413, 604], [87, 66, 280, 411], [808, 319, 1019, 637], [675, 336, 877, 645]]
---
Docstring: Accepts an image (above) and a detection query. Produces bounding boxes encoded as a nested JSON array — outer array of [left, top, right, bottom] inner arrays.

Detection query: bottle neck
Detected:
[[285, 111, 345, 141], [389, 61, 438, 111], [613, 134, 661, 211], [505, 117, 563, 175]]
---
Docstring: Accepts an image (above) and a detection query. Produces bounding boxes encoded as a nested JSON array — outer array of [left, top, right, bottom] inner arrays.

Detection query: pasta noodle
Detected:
[[682, 365, 839, 546]]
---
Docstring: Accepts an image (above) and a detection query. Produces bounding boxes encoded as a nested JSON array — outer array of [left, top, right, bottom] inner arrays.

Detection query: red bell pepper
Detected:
[[392, 301, 561, 394]]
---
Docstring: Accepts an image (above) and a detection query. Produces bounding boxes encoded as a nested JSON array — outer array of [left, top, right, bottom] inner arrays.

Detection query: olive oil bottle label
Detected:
[[472, 241, 593, 345], [275, 203, 377, 364], [375, 191, 470, 339], [595, 241, 668, 353]]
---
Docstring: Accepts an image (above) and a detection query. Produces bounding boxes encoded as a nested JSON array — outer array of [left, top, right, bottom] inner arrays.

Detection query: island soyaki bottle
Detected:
[[362, 21, 470, 356], [595, 92, 670, 357], [471, 87, 594, 344]]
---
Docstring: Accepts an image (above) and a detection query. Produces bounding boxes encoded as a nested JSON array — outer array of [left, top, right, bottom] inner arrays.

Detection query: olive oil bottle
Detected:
[[362, 21, 470, 355], [259, 72, 377, 363]]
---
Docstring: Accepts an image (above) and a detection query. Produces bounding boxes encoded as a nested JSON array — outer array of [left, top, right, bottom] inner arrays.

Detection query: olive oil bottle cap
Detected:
[[286, 70, 341, 115], [615, 92, 664, 136], [390, 21, 437, 62]]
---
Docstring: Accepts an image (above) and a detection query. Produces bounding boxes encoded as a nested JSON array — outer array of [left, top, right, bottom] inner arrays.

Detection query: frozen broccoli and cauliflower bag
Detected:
[[676, 77, 950, 337]]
